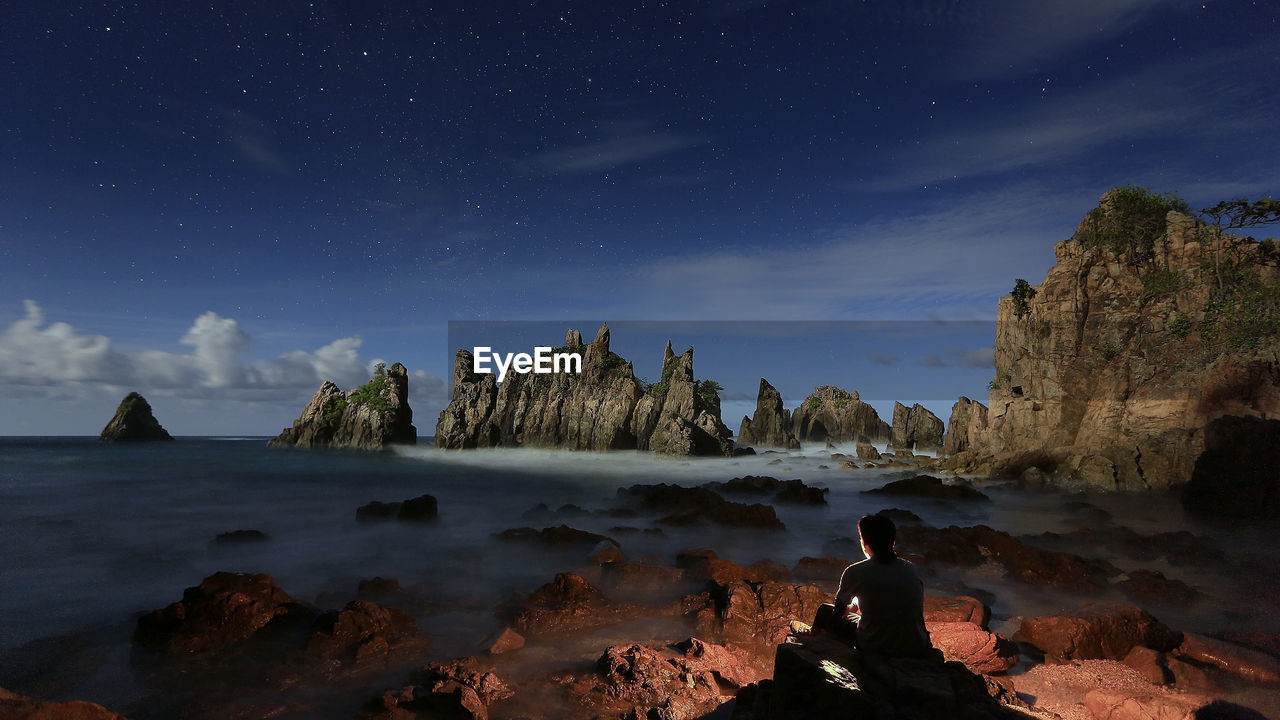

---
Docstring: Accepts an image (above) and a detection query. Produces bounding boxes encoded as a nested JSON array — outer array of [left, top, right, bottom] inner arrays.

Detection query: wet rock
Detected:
[[875, 507, 922, 523], [855, 441, 882, 460], [1215, 631, 1280, 659], [305, 600, 427, 673], [1014, 603, 1182, 662], [1174, 632, 1280, 685], [134, 572, 309, 654], [898, 524, 1117, 591], [926, 622, 1018, 674], [672, 637, 761, 688], [562, 642, 734, 720], [209, 529, 269, 546], [494, 524, 617, 548], [705, 476, 828, 505], [675, 549, 764, 585], [483, 627, 525, 655], [599, 562, 686, 596], [619, 483, 786, 529], [863, 474, 990, 502], [99, 392, 173, 442], [508, 573, 637, 636], [0, 687, 132, 719], [1122, 645, 1172, 685], [364, 656, 512, 720], [697, 580, 828, 650], [1116, 569, 1206, 607], [356, 493, 438, 523]]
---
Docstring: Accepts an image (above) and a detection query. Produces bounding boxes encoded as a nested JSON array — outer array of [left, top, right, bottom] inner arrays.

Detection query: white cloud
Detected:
[[0, 301, 446, 408]]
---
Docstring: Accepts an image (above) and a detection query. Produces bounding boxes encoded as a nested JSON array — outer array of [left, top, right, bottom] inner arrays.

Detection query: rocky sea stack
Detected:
[[944, 189, 1280, 498], [99, 392, 173, 442], [269, 362, 417, 451], [435, 324, 734, 455]]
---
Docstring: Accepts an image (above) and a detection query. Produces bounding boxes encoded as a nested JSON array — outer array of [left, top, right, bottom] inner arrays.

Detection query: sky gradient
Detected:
[[2, 0, 1277, 435]]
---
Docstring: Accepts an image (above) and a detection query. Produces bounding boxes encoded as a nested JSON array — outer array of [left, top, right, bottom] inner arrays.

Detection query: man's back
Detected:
[[837, 557, 931, 657]]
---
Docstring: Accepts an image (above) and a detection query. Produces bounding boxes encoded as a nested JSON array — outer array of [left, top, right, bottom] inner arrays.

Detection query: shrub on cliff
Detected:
[[1072, 186, 1189, 260]]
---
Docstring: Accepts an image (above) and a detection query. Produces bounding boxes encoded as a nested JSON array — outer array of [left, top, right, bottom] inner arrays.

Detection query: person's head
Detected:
[[857, 513, 897, 562]]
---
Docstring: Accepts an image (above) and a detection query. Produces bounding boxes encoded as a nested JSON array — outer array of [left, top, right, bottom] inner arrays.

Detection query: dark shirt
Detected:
[[835, 556, 932, 657]]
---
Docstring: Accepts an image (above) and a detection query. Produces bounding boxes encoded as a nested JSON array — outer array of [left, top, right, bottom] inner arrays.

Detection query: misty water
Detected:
[[1, 437, 1278, 716]]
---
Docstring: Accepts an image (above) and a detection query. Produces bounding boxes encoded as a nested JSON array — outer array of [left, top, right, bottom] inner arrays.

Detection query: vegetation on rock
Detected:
[[1010, 278, 1037, 318], [1072, 185, 1189, 259]]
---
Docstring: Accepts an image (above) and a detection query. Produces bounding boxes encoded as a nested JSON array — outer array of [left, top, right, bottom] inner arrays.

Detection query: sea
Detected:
[[1, 437, 1278, 716]]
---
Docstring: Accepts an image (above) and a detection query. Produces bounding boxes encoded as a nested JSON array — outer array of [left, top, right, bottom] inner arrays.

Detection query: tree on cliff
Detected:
[[1073, 186, 1189, 261], [1198, 197, 1280, 289]]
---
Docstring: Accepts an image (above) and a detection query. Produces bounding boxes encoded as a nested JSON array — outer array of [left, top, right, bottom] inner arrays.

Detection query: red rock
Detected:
[[1165, 654, 1220, 693], [897, 524, 1116, 591], [483, 627, 525, 655], [1216, 631, 1280, 659], [1116, 569, 1204, 607], [1014, 603, 1181, 662], [1121, 645, 1171, 685], [561, 643, 728, 720], [134, 572, 305, 653], [744, 559, 792, 582], [598, 562, 685, 595], [675, 549, 754, 584], [509, 573, 636, 636], [1174, 632, 1280, 685], [926, 621, 1018, 674], [423, 656, 514, 706], [791, 556, 850, 583], [305, 599, 427, 672], [1084, 688, 1213, 720], [672, 637, 762, 688], [715, 581, 829, 649], [0, 687, 131, 720], [923, 594, 990, 627]]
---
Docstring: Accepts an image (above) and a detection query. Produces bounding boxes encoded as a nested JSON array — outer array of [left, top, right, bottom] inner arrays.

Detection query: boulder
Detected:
[[364, 656, 512, 720], [618, 483, 785, 529], [508, 573, 637, 636], [855, 441, 882, 460], [1084, 688, 1267, 720], [863, 474, 990, 502], [897, 524, 1117, 591], [356, 494, 438, 523], [926, 621, 1018, 674], [560, 642, 736, 720], [706, 476, 827, 505], [1173, 632, 1280, 685], [305, 599, 427, 672], [923, 594, 990, 627], [1014, 603, 1182, 662], [891, 402, 945, 452], [737, 378, 801, 450], [482, 627, 525, 655], [99, 392, 173, 442], [134, 572, 307, 654], [270, 363, 417, 450]]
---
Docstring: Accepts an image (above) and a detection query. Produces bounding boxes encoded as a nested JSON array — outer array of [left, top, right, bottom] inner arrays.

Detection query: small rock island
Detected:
[[99, 392, 174, 442], [269, 362, 417, 451]]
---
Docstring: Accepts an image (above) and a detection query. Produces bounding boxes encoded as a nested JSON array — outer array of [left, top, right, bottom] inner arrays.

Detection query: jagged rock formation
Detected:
[[99, 392, 174, 442], [891, 402, 944, 452], [789, 385, 890, 444], [737, 378, 800, 449], [943, 396, 988, 455], [434, 325, 734, 456], [953, 193, 1280, 492], [269, 363, 417, 451]]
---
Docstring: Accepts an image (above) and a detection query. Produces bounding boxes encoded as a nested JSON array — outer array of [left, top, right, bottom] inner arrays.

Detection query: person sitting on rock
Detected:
[[794, 513, 933, 658]]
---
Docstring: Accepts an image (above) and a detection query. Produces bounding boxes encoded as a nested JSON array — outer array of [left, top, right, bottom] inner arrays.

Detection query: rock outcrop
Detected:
[[1182, 415, 1280, 518], [99, 392, 173, 442], [269, 363, 417, 451], [737, 378, 801, 449], [891, 402, 944, 452], [943, 396, 987, 455], [434, 325, 734, 456], [963, 192, 1280, 493], [789, 385, 890, 444]]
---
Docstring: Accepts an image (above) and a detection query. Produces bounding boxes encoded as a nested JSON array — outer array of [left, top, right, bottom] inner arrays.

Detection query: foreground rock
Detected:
[[1014, 603, 1182, 662], [738, 378, 801, 450], [705, 475, 827, 505], [356, 494, 438, 523], [364, 656, 513, 720], [506, 573, 647, 637], [965, 193, 1280, 494], [270, 363, 417, 450], [435, 326, 734, 456], [99, 392, 173, 442], [134, 572, 307, 653], [891, 402, 944, 452], [617, 483, 785, 529], [895, 524, 1117, 591], [789, 385, 891, 444], [733, 634, 1030, 720], [0, 687, 132, 720]]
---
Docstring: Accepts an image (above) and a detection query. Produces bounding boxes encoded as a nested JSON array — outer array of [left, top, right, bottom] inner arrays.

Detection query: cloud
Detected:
[[867, 352, 902, 366], [947, 346, 994, 369], [0, 301, 446, 407], [916, 353, 948, 368], [530, 130, 699, 174]]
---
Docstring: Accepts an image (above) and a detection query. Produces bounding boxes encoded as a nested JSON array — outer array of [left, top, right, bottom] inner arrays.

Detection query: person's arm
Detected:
[[834, 564, 857, 612]]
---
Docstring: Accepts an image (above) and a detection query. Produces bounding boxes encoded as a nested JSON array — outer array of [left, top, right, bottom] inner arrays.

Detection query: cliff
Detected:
[[950, 191, 1280, 493], [269, 363, 417, 451], [434, 325, 734, 456], [100, 392, 173, 442], [790, 385, 890, 445], [737, 378, 800, 449]]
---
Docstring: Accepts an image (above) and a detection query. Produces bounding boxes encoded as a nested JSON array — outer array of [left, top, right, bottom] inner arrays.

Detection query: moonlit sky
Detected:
[[1, 1, 1277, 435]]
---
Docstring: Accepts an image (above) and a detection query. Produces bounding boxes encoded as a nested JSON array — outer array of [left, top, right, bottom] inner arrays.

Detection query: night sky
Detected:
[[2, 1, 1277, 435]]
